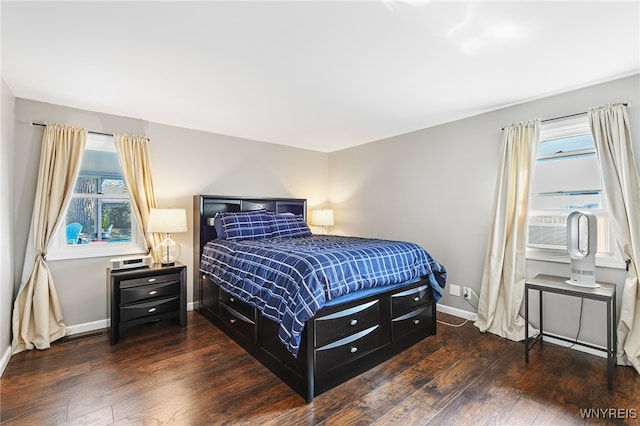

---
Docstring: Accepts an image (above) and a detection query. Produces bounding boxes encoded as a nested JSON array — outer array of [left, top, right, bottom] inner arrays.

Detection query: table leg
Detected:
[[613, 287, 617, 370], [607, 297, 613, 390], [539, 289, 543, 345], [525, 285, 529, 362]]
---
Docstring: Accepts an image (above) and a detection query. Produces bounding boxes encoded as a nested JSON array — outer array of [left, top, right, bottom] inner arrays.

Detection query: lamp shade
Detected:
[[310, 209, 334, 226], [147, 208, 187, 233]]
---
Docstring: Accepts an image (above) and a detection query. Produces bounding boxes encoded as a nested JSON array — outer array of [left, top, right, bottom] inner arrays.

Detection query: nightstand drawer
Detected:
[[120, 273, 181, 289], [121, 281, 180, 305], [120, 296, 180, 323]]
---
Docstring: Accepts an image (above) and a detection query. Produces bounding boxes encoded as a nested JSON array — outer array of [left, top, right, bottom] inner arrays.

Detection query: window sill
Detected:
[[526, 248, 627, 270], [47, 241, 146, 261]]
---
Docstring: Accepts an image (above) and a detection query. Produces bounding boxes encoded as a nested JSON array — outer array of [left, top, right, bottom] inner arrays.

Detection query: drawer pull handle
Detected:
[[230, 297, 235, 302], [148, 290, 158, 295], [229, 318, 237, 324], [413, 319, 420, 325], [148, 307, 157, 313], [350, 319, 358, 326], [350, 346, 358, 354], [148, 278, 157, 283], [413, 296, 420, 302]]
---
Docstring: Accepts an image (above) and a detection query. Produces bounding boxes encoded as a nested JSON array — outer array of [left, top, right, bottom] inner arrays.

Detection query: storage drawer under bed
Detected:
[[391, 284, 431, 315], [391, 304, 434, 342], [315, 325, 382, 373], [219, 301, 258, 343], [314, 299, 381, 348], [220, 289, 256, 320]]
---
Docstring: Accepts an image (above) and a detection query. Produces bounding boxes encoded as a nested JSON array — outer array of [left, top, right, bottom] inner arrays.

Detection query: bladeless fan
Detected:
[[566, 210, 599, 288]]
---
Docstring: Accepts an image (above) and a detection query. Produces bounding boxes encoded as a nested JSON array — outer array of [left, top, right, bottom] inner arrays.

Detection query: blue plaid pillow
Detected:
[[268, 212, 312, 238], [220, 209, 272, 240]]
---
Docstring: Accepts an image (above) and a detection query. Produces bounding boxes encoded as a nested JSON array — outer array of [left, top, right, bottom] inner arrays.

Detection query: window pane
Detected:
[[65, 198, 96, 244], [65, 197, 132, 245], [74, 176, 99, 194], [531, 142, 601, 211], [101, 179, 127, 195], [80, 147, 122, 178], [102, 199, 132, 242], [537, 134, 594, 158]]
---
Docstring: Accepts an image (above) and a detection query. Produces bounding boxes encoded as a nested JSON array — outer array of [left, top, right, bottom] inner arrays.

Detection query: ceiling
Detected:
[[2, 1, 639, 153]]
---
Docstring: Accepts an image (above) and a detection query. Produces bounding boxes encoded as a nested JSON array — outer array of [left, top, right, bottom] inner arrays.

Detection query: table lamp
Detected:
[[311, 209, 334, 234], [147, 208, 187, 266]]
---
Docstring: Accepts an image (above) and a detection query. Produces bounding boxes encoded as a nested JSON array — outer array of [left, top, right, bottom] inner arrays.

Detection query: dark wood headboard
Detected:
[[192, 195, 307, 305]]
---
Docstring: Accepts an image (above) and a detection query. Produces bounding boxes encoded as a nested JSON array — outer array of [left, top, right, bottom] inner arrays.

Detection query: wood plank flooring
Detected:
[[1, 310, 639, 425]]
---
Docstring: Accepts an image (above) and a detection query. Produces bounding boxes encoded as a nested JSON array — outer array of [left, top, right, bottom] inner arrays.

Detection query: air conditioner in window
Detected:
[[528, 212, 610, 254], [527, 213, 569, 249]]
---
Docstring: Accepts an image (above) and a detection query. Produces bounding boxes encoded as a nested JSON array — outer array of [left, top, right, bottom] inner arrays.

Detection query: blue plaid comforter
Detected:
[[200, 235, 447, 357]]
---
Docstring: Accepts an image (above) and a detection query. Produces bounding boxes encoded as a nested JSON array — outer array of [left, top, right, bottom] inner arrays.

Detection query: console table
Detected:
[[524, 274, 616, 389]]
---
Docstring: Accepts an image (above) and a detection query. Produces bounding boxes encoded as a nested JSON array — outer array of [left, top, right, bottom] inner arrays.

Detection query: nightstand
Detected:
[[108, 262, 187, 345]]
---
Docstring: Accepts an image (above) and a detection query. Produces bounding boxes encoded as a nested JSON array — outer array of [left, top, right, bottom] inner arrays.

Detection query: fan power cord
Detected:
[[437, 314, 474, 328], [566, 298, 585, 349]]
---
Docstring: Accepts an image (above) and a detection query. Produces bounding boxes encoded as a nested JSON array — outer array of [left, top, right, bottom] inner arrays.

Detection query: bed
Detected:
[[193, 195, 447, 402]]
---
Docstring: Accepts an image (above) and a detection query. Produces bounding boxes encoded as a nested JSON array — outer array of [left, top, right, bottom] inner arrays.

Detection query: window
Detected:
[[527, 115, 623, 268], [47, 134, 146, 260]]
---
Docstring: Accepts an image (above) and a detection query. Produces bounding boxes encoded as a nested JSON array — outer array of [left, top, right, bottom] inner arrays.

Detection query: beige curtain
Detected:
[[475, 120, 540, 341], [12, 123, 87, 354], [589, 103, 640, 372], [114, 133, 160, 259]]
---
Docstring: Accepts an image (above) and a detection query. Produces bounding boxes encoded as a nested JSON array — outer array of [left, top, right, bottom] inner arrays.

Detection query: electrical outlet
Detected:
[[449, 284, 461, 297], [463, 287, 471, 299]]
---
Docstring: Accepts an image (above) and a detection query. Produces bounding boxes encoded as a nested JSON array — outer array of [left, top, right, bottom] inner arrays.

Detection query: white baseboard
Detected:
[[437, 303, 478, 321], [436, 303, 607, 359], [65, 304, 196, 337], [0, 345, 11, 377], [65, 319, 110, 336], [539, 332, 607, 359]]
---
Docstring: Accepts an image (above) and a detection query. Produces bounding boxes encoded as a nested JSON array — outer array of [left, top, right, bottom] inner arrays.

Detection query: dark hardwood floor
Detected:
[[1, 310, 639, 425]]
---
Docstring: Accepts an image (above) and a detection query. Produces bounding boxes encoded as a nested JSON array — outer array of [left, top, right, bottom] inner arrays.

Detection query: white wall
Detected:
[[329, 75, 640, 348], [8, 75, 639, 353], [13, 99, 329, 329], [1, 77, 16, 374]]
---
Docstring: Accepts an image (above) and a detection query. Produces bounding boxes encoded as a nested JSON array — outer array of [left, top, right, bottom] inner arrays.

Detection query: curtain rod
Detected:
[[501, 102, 628, 131], [31, 121, 149, 140]]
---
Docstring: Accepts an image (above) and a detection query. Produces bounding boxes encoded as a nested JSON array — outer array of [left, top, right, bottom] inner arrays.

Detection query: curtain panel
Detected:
[[12, 123, 87, 354], [475, 120, 540, 341], [589, 103, 640, 373], [114, 134, 160, 260]]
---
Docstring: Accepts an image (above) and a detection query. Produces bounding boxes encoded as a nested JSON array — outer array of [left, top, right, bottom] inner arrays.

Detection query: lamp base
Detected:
[[155, 233, 181, 267]]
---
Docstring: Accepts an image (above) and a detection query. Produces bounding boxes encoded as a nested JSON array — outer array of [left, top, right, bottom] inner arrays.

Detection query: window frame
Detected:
[[526, 116, 625, 269], [46, 134, 146, 261]]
